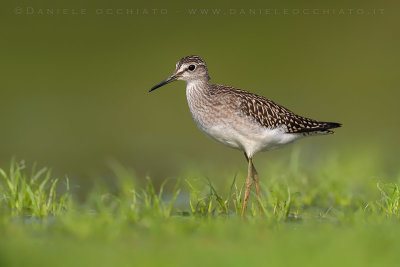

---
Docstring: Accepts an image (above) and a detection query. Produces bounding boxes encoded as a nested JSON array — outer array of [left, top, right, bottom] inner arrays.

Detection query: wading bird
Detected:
[[149, 55, 341, 216]]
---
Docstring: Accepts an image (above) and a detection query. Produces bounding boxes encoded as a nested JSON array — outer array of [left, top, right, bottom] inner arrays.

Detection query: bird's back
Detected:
[[208, 84, 341, 135]]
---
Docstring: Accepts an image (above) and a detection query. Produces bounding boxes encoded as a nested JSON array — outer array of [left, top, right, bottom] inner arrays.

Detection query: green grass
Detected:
[[0, 159, 70, 218], [1, 153, 400, 267]]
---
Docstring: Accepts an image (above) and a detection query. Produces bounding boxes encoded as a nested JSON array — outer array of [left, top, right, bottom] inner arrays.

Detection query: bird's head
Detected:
[[149, 55, 210, 92]]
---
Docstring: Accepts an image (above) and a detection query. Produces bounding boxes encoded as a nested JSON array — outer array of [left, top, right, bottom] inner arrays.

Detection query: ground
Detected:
[[1, 149, 399, 267]]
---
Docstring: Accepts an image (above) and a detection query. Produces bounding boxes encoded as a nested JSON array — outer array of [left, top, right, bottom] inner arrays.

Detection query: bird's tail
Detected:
[[302, 121, 342, 135]]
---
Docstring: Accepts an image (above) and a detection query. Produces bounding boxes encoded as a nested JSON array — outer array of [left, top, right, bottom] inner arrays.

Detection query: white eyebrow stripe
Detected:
[[176, 63, 189, 73]]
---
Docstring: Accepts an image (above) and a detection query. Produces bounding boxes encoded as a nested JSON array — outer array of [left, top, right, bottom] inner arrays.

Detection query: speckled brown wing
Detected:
[[213, 84, 341, 134]]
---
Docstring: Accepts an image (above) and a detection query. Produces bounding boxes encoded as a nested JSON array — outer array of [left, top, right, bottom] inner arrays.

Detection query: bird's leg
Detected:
[[251, 162, 263, 215], [244, 153, 263, 215], [241, 156, 253, 217]]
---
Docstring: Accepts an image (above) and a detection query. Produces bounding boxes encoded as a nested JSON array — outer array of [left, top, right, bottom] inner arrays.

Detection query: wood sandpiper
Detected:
[[149, 55, 341, 216]]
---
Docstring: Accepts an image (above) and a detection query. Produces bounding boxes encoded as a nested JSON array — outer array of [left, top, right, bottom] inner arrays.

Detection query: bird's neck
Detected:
[[186, 79, 210, 95], [186, 79, 211, 106]]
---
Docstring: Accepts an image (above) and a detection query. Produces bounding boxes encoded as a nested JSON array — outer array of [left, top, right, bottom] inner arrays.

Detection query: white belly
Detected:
[[188, 102, 303, 157], [198, 122, 302, 157]]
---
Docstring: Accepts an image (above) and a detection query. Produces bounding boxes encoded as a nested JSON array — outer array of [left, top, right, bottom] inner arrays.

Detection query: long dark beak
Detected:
[[149, 75, 177, 92]]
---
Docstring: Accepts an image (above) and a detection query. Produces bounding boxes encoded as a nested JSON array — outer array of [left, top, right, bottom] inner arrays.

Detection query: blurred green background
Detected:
[[0, 0, 399, 186]]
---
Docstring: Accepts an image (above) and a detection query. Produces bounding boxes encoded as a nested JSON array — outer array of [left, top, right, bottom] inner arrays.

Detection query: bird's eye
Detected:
[[188, 65, 196, 71]]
